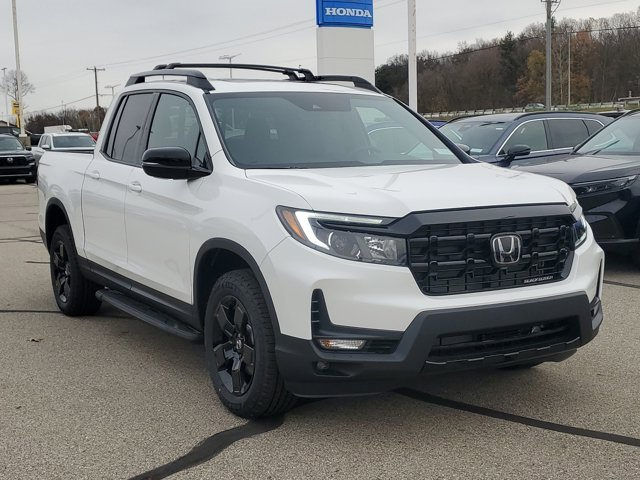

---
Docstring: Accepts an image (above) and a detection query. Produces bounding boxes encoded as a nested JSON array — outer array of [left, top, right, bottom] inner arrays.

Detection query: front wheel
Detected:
[[204, 269, 295, 418]]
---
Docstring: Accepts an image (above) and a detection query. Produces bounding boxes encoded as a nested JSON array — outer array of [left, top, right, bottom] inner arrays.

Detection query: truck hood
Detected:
[[511, 153, 640, 184], [245, 163, 574, 217]]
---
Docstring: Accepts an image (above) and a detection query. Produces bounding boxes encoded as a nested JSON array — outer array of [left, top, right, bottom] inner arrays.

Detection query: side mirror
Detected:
[[498, 145, 531, 167], [142, 147, 209, 180], [506, 144, 532, 159], [42, 144, 51, 150]]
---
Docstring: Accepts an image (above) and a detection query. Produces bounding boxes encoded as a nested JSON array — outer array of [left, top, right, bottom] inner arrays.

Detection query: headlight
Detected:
[[573, 215, 588, 249], [572, 175, 638, 196], [277, 207, 407, 266]]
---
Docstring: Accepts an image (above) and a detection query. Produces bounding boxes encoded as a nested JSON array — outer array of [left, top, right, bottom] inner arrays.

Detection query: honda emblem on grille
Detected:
[[6, 157, 13, 164], [491, 234, 522, 266]]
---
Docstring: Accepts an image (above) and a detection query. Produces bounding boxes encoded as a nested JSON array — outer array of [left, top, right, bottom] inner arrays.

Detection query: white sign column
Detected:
[[316, 1, 375, 84]]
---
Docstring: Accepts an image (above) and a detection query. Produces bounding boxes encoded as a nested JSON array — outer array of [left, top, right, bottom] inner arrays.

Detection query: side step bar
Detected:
[[96, 289, 202, 342]]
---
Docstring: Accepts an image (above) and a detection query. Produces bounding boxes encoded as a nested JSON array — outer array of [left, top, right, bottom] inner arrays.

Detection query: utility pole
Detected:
[[542, 0, 559, 110], [87, 66, 105, 126], [86, 66, 105, 109], [1, 67, 7, 125], [11, 0, 25, 137], [219, 54, 241, 79], [408, 0, 417, 111]]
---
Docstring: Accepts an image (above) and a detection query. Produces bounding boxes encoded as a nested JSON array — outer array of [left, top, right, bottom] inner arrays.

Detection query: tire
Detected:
[[49, 225, 101, 316], [204, 269, 296, 418], [24, 175, 36, 184]]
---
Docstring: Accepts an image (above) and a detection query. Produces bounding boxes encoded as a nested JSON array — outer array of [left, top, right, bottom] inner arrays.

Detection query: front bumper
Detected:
[[276, 293, 603, 397], [580, 188, 640, 252], [0, 164, 36, 180]]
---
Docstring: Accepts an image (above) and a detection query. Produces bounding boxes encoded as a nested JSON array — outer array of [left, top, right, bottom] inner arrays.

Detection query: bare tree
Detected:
[[0, 69, 35, 102]]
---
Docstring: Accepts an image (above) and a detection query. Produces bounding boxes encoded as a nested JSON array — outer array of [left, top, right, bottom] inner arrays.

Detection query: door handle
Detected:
[[87, 170, 100, 180], [128, 182, 142, 193]]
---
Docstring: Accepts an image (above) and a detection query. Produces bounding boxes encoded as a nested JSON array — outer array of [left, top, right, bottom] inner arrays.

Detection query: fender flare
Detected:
[[193, 238, 282, 335], [44, 198, 73, 250]]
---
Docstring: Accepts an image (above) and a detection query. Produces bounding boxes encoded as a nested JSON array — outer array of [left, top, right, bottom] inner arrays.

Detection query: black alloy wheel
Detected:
[[204, 269, 295, 418], [213, 295, 256, 395], [52, 240, 72, 304], [49, 225, 101, 316]]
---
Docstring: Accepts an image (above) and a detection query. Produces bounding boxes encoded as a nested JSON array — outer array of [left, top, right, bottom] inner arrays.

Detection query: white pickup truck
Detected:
[[38, 64, 604, 418]]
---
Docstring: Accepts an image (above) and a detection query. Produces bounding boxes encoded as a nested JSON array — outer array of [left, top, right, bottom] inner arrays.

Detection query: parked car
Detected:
[[38, 63, 604, 418], [440, 112, 611, 165], [32, 132, 96, 162], [510, 110, 640, 266], [0, 133, 37, 183]]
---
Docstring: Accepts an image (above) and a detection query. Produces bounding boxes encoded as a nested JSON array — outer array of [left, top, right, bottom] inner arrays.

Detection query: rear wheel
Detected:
[[49, 225, 101, 316], [204, 269, 295, 418]]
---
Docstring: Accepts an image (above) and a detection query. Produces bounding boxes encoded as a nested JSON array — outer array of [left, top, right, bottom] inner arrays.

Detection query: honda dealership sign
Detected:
[[316, 0, 375, 83], [317, 0, 374, 28]]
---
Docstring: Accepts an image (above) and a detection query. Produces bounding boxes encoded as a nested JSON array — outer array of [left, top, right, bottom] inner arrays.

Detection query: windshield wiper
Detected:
[[583, 139, 620, 155]]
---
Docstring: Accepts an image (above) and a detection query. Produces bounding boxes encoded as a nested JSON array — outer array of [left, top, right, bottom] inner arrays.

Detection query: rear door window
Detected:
[[547, 119, 590, 149], [584, 119, 604, 136], [501, 120, 548, 153], [105, 93, 154, 164]]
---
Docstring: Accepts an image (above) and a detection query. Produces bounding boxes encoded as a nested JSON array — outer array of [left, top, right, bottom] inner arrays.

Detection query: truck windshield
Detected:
[[440, 120, 507, 155], [0, 136, 23, 151], [207, 92, 460, 168], [52, 135, 96, 148]]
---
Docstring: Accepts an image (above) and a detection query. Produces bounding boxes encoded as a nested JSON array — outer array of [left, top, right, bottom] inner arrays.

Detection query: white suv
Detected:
[[38, 64, 604, 418]]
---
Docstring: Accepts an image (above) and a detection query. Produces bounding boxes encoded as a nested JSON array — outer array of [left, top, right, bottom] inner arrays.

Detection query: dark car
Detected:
[[510, 110, 640, 266], [0, 134, 37, 183], [440, 111, 611, 165]]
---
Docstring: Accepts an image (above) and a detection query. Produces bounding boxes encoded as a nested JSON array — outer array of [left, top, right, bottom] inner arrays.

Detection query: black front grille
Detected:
[[0, 155, 28, 166], [408, 215, 575, 295], [427, 319, 577, 363]]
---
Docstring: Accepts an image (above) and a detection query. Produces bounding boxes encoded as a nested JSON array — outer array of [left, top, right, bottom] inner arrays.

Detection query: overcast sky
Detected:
[[0, 0, 638, 116]]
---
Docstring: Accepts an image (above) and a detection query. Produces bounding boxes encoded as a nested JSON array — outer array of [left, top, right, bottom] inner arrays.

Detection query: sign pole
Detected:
[[11, 0, 25, 137]]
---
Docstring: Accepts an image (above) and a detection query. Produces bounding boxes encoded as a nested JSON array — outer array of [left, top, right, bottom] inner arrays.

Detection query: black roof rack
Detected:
[[313, 75, 381, 93], [125, 69, 215, 90], [126, 63, 380, 93]]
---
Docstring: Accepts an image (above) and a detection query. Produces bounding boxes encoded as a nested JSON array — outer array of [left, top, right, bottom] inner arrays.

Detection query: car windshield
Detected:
[[0, 136, 24, 151], [51, 135, 96, 148], [207, 92, 460, 168], [576, 114, 640, 155], [439, 120, 507, 155]]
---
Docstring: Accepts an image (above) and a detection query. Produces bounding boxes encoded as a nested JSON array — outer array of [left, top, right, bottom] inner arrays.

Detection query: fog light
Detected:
[[317, 339, 366, 351]]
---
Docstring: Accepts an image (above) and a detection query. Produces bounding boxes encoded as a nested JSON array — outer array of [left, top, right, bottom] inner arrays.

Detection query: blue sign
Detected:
[[316, 0, 374, 28]]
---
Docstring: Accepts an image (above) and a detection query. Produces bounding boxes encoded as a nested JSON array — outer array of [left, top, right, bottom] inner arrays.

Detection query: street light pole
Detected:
[[11, 0, 25, 137], [408, 0, 417, 111], [219, 54, 241, 79]]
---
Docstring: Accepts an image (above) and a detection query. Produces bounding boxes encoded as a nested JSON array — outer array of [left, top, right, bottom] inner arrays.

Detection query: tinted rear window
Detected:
[[106, 93, 154, 164]]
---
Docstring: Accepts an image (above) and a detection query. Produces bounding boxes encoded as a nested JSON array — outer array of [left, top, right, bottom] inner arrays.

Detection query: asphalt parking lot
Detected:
[[1, 182, 638, 480]]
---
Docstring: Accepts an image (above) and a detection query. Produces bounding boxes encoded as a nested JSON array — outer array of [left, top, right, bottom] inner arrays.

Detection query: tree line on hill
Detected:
[[375, 8, 640, 113], [25, 108, 105, 134]]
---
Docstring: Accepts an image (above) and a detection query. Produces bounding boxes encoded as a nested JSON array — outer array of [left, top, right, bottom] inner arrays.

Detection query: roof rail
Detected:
[[155, 63, 316, 81], [313, 75, 381, 93], [125, 69, 214, 90], [126, 63, 380, 93]]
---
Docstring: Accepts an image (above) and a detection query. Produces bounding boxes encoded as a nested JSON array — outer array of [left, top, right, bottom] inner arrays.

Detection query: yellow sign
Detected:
[[11, 101, 19, 115]]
